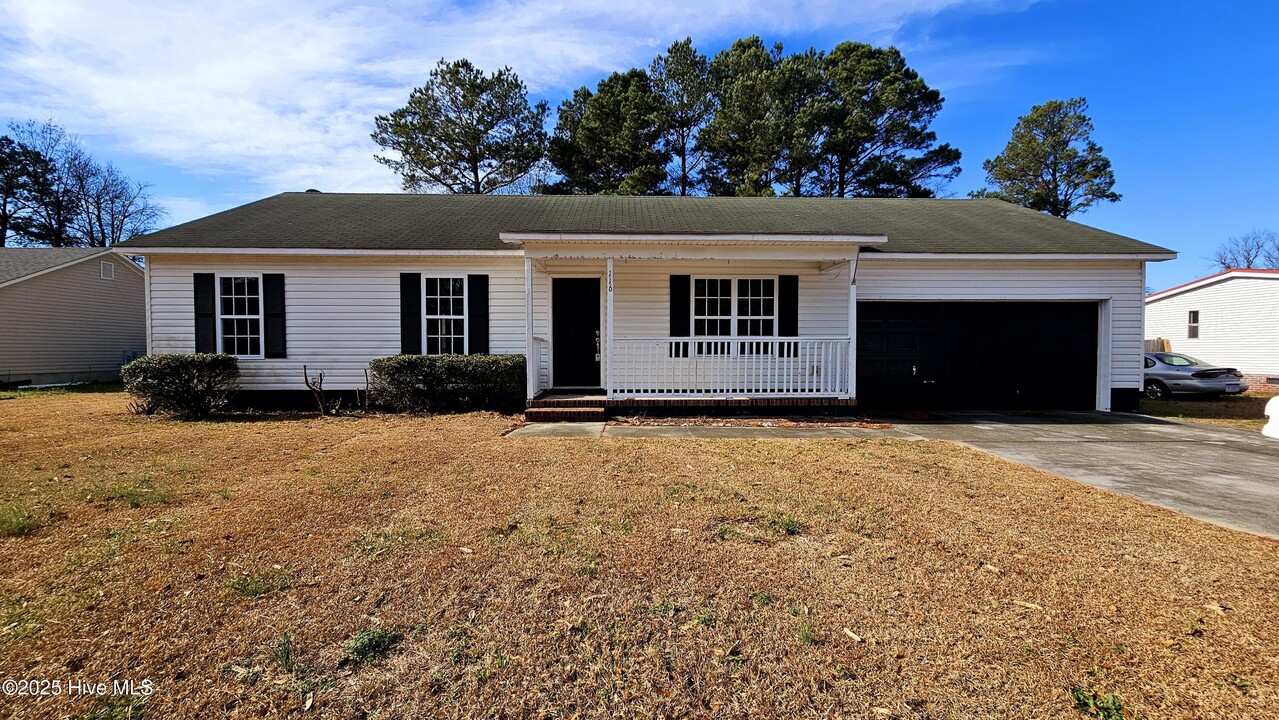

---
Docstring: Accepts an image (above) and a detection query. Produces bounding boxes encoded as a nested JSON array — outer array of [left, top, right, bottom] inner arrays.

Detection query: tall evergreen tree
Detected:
[[815, 42, 960, 198], [700, 37, 784, 196], [649, 38, 715, 196], [972, 97, 1119, 217], [546, 69, 668, 195], [373, 58, 550, 194], [773, 48, 829, 197]]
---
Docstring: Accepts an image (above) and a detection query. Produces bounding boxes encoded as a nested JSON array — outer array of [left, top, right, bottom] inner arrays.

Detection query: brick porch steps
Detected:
[[524, 406, 607, 423]]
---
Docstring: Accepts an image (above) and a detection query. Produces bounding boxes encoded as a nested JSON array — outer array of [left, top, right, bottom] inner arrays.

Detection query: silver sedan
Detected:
[[1143, 352, 1249, 399]]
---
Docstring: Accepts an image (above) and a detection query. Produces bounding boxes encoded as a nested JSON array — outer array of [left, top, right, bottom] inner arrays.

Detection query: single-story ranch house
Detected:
[[1, 247, 146, 386], [1145, 268, 1279, 391], [117, 193, 1174, 413]]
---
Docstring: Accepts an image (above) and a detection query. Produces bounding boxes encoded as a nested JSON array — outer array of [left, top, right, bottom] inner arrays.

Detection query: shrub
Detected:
[[121, 354, 240, 419], [368, 354, 525, 414]]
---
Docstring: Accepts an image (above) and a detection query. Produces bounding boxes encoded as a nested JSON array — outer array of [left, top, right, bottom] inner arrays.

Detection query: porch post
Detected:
[[525, 256, 535, 400], [847, 260, 857, 400], [606, 256, 615, 399]]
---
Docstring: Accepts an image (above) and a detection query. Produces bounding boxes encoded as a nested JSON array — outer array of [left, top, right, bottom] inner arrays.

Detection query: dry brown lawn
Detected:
[[1140, 392, 1272, 431], [1, 391, 1277, 719]]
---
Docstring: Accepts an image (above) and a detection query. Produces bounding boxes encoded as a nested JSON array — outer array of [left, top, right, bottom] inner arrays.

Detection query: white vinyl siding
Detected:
[[1145, 276, 1279, 374], [857, 259, 1147, 391], [529, 259, 852, 391], [148, 255, 527, 390], [145, 253, 1152, 402], [0, 257, 145, 385]]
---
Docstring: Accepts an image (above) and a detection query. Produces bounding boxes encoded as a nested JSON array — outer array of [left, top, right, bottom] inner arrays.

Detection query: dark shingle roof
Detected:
[[122, 193, 1173, 255], [0, 248, 111, 285]]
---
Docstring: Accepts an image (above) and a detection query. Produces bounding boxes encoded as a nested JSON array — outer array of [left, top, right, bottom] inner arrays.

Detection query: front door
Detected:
[[552, 277, 601, 388]]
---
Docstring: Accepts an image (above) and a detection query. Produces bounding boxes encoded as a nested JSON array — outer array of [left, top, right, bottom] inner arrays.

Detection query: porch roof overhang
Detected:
[[504, 232, 885, 262]]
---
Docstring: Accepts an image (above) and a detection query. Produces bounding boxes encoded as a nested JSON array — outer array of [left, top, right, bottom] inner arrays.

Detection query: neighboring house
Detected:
[[0, 248, 146, 386], [118, 194, 1175, 412], [1145, 268, 1279, 392]]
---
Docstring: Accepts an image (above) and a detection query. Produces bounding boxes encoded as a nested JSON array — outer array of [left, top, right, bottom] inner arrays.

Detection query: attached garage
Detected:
[[857, 301, 1099, 410]]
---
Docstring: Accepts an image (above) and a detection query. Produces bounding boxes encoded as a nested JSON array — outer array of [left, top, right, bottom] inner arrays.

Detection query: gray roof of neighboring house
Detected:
[[0, 247, 113, 285], [121, 193, 1174, 255]]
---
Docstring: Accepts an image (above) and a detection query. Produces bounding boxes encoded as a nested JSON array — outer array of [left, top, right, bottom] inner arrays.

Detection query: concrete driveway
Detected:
[[890, 411, 1279, 538]]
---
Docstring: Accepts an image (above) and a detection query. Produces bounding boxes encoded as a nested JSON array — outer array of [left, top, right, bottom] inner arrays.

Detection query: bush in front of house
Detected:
[[368, 354, 526, 414], [121, 353, 240, 419]]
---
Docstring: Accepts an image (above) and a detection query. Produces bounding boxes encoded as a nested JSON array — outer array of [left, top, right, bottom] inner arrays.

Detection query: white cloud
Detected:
[[0, 0, 1036, 206]]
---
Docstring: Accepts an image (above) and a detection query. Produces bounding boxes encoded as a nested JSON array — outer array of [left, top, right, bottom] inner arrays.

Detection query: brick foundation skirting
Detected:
[[1240, 374, 1279, 394]]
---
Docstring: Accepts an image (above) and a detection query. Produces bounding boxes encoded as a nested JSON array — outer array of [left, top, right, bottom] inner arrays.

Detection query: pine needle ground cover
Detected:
[[1, 392, 1276, 718]]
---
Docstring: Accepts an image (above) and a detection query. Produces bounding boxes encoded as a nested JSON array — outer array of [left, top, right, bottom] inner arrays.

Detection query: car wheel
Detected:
[[1144, 380, 1170, 400]]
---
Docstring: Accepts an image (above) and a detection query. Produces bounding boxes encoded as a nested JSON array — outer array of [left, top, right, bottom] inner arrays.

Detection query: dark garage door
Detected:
[[857, 301, 1098, 410]]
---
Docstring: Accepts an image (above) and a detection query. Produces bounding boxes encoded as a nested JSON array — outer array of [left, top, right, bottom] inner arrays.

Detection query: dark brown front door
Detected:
[[552, 278, 601, 388]]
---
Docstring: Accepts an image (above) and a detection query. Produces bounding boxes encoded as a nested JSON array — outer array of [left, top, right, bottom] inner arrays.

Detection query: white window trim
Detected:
[[690, 275, 780, 357], [422, 274, 468, 355], [100, 261, 115, 280], [690, 275, 780, 338], [1187, 310, 1200, 339], [215, 272, 265, 359]]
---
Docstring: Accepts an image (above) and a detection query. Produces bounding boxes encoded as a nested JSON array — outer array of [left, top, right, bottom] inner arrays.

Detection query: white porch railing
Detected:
[[609, 336, 851, 398]]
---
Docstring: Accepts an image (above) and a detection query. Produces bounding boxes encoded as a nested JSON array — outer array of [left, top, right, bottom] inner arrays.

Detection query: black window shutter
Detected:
[[669, 275, 691, 358], [467, 274, 489, 354], [262, 274, 287, 358], [400, 273, 422, 355], [778, 274, 799, 358], [194, 273, 216, 353]]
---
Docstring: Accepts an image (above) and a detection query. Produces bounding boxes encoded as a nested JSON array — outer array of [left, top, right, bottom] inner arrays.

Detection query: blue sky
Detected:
[[1, 0, 1275, 291]]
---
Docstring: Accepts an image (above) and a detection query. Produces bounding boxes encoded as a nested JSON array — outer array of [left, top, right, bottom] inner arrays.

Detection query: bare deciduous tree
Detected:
[[1212, 229, 1279, 271], [6, 119, 164, 246]]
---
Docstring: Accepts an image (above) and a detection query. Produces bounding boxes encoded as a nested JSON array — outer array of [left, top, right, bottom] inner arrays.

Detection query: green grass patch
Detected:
[[103, 479, 173, 508], [76, 694, 147, 720], [225, 569, 292, 598], [345, 627, 403, 664], [350, 526, 439, 557], [1070, 687, 1126, 719], [0, 504, 41, 537]]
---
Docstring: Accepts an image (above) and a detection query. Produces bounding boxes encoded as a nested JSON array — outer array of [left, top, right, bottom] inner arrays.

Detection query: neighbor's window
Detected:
[[424, 276, 466, 354], [100, 261, 115, 280], [1187, 310, 1200, 339], [219, 276, 261, 357]]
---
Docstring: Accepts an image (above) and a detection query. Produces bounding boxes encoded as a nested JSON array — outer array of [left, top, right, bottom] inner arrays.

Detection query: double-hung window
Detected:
[[691, 277, 776, 355], [424, 276, 466, 354], [219, 276, 262, 357], [1187, 310, 1200, 339]]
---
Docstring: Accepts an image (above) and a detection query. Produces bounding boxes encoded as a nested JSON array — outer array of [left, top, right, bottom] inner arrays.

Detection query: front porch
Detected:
[[512, 232, 879, 407]]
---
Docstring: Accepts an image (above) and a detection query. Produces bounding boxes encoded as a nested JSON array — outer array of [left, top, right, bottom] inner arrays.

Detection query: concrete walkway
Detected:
[[891, 411, 1279, 539]]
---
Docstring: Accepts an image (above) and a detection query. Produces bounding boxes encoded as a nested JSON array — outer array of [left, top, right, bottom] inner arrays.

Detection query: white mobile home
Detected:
[[119, 194, 1174, 412], [1145, 269, 1279, 391]]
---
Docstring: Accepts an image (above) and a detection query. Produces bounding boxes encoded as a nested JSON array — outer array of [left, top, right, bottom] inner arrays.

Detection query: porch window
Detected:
[[691, 277, 776, 355], [693, 278, 732, 354], [218, 276, 262, 357], [424, 277, 466, 354]]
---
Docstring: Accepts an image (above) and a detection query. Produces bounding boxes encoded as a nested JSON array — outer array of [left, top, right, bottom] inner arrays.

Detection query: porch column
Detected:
[[525, 256, 535, 400], [847, 260, 857, 400], [606, 257, 614, 399]]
